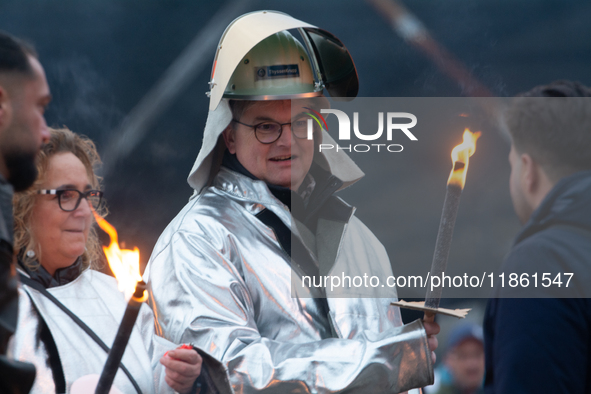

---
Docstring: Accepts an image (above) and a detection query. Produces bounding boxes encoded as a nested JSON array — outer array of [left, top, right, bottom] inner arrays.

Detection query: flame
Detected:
[[93, 211, 144, 301], [447, 129, 481, 189]]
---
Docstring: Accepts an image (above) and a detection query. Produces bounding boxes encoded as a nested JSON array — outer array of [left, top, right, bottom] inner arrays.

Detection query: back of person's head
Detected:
[[13, 127, 105, 271], [0, 30, 37, 78], [504, 80, 591, 183]]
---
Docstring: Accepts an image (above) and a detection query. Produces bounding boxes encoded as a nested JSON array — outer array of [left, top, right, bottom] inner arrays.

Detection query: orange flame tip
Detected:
[[93, 211, 142, 301], [447, 129, 481, 189]]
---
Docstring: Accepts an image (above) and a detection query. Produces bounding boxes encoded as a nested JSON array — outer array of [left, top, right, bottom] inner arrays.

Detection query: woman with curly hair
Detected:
[[9, 127, 204, 394]]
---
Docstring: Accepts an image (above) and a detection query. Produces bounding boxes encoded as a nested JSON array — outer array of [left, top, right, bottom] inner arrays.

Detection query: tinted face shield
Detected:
[[299, 28, 359, 99]]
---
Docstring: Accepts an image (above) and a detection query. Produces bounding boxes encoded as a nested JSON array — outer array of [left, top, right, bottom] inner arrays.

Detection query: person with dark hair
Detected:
[[0, 30, 51, 394], [484, 80, 591, 393]]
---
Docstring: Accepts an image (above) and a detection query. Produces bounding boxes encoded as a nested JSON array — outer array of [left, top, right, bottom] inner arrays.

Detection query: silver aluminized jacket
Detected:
[[145, 167, 433, 393], [8, 268, 176, 394]]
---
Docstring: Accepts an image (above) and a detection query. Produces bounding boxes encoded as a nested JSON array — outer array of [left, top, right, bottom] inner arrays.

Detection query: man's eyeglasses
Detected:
[[232, 117, 313, 144], [37, 189, 104, 212]]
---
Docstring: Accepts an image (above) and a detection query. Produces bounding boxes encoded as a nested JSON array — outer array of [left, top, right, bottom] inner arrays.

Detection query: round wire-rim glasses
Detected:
[[232, 118, 312, 144]]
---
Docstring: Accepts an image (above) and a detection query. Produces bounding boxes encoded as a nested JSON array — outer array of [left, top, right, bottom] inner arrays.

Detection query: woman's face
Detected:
[[31, 152, 93, 275]]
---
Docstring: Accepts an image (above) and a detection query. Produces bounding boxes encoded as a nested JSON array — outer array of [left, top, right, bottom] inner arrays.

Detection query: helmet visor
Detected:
[[301, 28, 359, 98]]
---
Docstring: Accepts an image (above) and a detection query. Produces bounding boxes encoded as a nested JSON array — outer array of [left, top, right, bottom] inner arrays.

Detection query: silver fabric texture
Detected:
[[7, 269, 177, 394], [145, 168, 433, 393]]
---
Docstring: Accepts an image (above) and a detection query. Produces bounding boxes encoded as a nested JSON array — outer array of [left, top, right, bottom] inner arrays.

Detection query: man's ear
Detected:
[[222, 126, 237, 154], [520, 152, 542, 197], [0, 86, 11, 131], [520, 151, 556, 211]]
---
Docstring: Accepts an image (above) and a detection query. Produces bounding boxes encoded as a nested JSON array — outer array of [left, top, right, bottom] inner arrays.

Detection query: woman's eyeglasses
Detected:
[[37, 189, 103, 212]]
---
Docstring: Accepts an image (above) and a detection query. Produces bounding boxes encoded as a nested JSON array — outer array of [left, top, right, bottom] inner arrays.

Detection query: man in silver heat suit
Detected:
[[145, 11, 439, 394]]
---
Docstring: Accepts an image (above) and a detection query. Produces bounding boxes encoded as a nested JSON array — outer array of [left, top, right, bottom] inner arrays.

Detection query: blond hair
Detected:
[[13, 127, 107, 271]]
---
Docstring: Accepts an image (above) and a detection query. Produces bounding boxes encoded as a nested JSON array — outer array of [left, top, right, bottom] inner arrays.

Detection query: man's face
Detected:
[[445, 338, 485, 391], [508, 144, 533, 224], [0, 55, 51, 191], [224, 99, 315, 191]]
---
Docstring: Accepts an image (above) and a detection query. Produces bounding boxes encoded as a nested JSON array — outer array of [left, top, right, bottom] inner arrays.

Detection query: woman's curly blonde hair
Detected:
[[13, 127, 107, 271]]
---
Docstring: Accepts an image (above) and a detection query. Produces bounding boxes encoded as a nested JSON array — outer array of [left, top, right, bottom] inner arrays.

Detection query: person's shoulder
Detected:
[[500, 224, 591, 297], [504, 232, 552, 269], [509, 222, 591, 265], [345, 213, 386, 249], [160, 188, 236, 234], [345, 214, 375, 236], [148, 187, 250, 262], [507, 225, 577, 267], [67, 269, 120, 293]]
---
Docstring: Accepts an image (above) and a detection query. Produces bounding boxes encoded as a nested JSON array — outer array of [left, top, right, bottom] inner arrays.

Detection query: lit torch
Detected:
[[93, 212, 147, 394], [392, 129, 480, 319], [424, 129, 480, 310]]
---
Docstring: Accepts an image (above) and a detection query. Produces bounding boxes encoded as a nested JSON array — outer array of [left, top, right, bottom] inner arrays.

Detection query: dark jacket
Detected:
[[484, 170, 591, 393], [0, 174, 36, 394], [0, 174, 16, 352]]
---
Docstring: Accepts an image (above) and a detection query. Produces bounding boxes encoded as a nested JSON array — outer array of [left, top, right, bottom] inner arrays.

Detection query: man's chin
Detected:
[[5, 151, 38, 192]]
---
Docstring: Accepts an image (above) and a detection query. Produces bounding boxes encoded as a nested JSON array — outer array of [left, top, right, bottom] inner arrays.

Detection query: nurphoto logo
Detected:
[[305, 108, 418, 153]]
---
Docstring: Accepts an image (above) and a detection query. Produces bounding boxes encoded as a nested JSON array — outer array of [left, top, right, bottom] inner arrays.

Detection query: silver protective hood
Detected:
[[187, 99, 365, 194]]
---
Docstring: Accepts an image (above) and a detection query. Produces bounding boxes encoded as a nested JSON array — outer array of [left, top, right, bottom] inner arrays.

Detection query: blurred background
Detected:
[[2, 0, 590, 357]]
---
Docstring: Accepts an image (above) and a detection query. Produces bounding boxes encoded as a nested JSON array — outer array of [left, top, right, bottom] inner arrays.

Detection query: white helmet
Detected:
[[207, 10, 359, 111], [223, 30, 319, 101]]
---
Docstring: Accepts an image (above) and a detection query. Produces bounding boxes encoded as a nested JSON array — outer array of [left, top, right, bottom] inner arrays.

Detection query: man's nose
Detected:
[[275, 124, 293, 146]]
